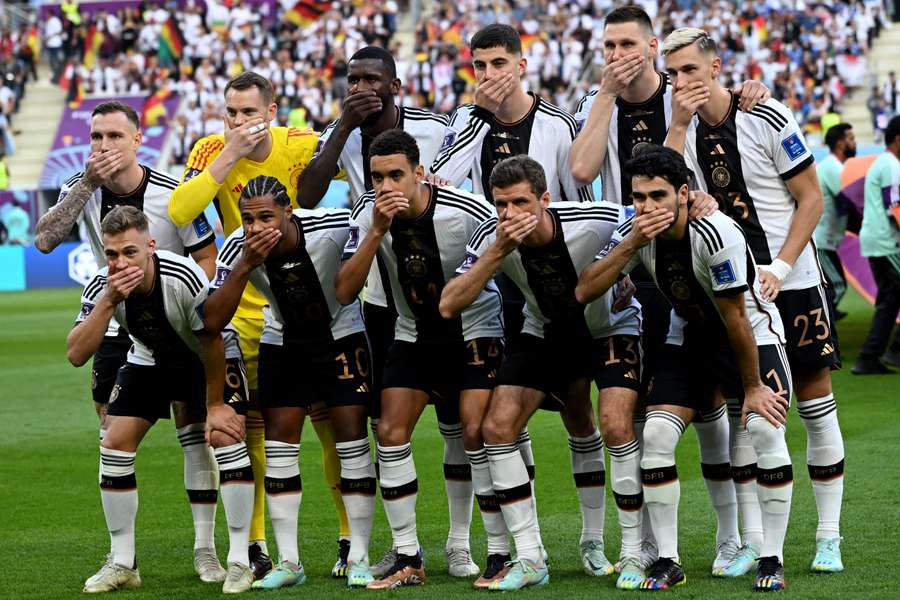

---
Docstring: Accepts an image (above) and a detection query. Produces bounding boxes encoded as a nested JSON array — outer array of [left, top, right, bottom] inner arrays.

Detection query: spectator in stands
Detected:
[[1, 198, 30, 245], [44, 10, 65, 83]]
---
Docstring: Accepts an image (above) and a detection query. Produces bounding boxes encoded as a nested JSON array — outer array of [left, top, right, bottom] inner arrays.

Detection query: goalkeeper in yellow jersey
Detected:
[[169, 71, 352, 579]]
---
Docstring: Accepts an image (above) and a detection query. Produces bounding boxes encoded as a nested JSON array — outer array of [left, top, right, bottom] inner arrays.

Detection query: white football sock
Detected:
[[728, 402, 764, 548], [263, 440, 301, 565], [608, 438, 643, 558], [440, 422, 473, 550], [746, 414, 792, 562], [336, 438, 376, 564], [641, 411, 684, 562], [694, 405, 739, 546], [487, 442, 542, 564], [377, 443, 419, 557], [569, 430, 606, 544], [214, 442, 255, 567], [99, 447, 138, 569], [177, 424, 218, 550], [516, 428, 543, 548], [467, 447, 510, 555], [798, 394, 844, 540]]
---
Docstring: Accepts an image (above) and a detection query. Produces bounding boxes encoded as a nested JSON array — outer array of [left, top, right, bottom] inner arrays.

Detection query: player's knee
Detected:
[[642, 415, 682, 456], [208, 429, 242, 449], [481, 413, 515, 445], [745, 416, 788, 462], [461, 420, 483, 448], [375, 419, 408, 447], [600, 416, 633, 447]]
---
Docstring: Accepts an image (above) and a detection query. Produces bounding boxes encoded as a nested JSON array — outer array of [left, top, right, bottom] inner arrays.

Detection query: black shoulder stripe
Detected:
[[689, 222, 716, 255], [84, 276, 108, 301], [554, 205, 618, 215], [219, 235, 245, 265], [559, 214, 619, 225], [148, 168, 180, 186], [577, 187, 592, 202], [575, 90, 597, 115], [694, 217, 724, 251], [437, 197, 494, 221], [159, 259, 205, 294], [617, 215, 634, 236], [536, 104, 576, 138], [351, 192, 376, 219], [65, 171, 85, 186], [159, 260, 206, 291], [746, 110, 782, 132], [303, 213, 349, 225], [303, 222, 350, 235], [438, 187, 490, 207], [160, 270, 203, 297], [469, 217, 498, 249], [753, 104, 788, 127], [430, 118, 489, 172]]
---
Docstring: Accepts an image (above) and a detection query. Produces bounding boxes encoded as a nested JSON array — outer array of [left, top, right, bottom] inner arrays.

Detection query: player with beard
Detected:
[[34, 101, 227, 584], [569, 6, 771, 576], [576, 146, 793, 591]]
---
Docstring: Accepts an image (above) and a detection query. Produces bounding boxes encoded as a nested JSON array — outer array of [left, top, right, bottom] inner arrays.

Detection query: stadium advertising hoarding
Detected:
[[40, 94, 181, 191]]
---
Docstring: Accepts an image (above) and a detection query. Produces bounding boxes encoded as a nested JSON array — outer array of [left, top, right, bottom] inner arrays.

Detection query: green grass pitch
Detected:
[[1, 287, 897, 599]]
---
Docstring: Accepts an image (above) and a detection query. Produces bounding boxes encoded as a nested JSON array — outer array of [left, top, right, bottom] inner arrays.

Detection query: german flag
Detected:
[[159, 15, 185, 62], [67, 71, 85, 108], [141, 87, 171, 128], [284, 1, 332, 27], [26, 25, 40, 61], [83, 24, 104, 69], [456, 64, 476, 85]]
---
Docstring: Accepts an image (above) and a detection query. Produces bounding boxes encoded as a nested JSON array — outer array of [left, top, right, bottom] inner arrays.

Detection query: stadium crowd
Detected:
[[40, 0, 895, 169]]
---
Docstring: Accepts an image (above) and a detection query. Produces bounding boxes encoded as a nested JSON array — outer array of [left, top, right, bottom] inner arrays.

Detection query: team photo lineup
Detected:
[[18, 0, 900, 597]]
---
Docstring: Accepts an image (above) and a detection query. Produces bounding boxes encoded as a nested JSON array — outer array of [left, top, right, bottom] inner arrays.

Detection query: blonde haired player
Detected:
[[169, 71, 351, 578]]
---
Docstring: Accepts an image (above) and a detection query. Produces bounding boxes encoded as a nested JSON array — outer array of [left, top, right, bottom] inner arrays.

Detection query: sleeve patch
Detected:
[[596, 238, 620, 260], [214, 267, 230, 287], [183, 167, 202, 182], [192, 216, 212, 237], [781, 132, 806, 161], [346, 226, 360, 251], [458, 251, 479, 273], [711, 260, 737, 285], [440, 131, 457, 151], [575, 118, 586, 134], [80, 302, 95, 318]]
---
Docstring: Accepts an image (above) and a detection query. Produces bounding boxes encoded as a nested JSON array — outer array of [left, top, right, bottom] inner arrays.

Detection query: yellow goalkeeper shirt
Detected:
[[169, 126, 319, 318]]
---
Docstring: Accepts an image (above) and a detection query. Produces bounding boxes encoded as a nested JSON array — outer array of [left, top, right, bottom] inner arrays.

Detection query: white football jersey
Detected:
[[458, 201, 641, 340], [679, 96, 821, 291], [573, 74, 674, 205], [212, 209, 364, 345], [344, 184, 503, 343], [58, 166, 215, 336], [313, 106, 450, 308], [431, 94, 593, 203], [605, 211, 784, 346], [76, 250, 220, 367]]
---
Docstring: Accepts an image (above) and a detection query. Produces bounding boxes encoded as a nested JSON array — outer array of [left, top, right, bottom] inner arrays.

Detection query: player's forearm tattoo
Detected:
[[34, 180, 95, 252]]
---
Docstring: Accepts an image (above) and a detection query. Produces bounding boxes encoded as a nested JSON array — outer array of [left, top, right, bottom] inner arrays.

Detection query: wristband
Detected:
[[760, 258, 792, 282]]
